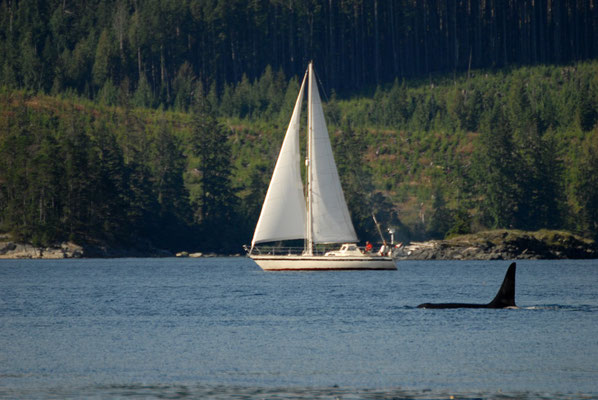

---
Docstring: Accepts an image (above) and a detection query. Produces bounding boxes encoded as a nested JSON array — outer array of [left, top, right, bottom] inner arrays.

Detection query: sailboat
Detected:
[[247, 63, 396, 271]]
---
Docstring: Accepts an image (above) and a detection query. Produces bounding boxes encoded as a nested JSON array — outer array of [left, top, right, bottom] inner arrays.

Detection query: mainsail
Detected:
[[251, 74, 307, 246]]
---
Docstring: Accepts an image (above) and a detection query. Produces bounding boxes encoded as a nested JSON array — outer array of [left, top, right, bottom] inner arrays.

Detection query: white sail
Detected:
[[308, 65, 358, 244], [248, 63, 396, 271], [251, 73, 308, 246]]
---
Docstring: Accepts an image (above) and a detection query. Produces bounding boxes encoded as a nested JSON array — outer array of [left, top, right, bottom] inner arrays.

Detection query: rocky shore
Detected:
[[398, 230, 597, 260], [1, 230, 595, 260], [0, 241, 85, 259], [0, 236, 172, 259]]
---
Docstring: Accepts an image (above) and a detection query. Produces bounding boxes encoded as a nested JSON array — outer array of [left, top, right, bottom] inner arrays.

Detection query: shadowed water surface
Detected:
[[0, 258, 596, 399]]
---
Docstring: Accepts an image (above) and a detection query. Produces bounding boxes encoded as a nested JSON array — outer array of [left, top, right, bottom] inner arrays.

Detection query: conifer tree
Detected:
[[189, 101, 240, 251], [574, 132, 598, 238], [92, 122, 128, 241], [60, 110, 94, 242], [473, 103, 519, 229]]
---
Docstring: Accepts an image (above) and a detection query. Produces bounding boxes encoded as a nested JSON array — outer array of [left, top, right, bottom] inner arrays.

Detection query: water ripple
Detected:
[[3, 384, 593, 400]]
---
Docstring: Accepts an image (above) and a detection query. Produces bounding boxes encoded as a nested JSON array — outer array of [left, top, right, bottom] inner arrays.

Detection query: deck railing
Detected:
[[244, 243, 406, 257], [246, 245, 366, 256]]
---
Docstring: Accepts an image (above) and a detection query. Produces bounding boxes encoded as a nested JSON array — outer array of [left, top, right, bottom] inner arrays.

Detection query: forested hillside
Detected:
[[1, 1, 598, 254], [2, 0, 598, 102], [2, 61, 598, 253]]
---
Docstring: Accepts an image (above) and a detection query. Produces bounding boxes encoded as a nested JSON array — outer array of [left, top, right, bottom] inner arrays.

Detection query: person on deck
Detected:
[[365, 241, 373, 253]]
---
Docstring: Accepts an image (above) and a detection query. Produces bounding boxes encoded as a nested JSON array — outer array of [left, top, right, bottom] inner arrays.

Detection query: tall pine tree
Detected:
[[189, 102, 240, 252]]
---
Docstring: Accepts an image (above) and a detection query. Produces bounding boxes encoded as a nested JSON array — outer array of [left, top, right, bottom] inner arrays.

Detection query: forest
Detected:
[[2, 0, 598, 101], [1, 0, 598, 254]]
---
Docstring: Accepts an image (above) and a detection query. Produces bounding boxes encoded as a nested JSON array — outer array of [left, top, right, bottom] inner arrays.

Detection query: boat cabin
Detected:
[[324, 243, 364, 257]]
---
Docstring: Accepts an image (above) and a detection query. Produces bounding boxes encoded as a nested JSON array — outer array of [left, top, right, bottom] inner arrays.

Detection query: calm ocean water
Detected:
[[0, 257, 597, 399]]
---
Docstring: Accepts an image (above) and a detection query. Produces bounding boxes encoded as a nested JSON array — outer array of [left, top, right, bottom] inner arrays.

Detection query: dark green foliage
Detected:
[[445, 208, 472, 239], [2, 0, 598, 104], [188, 104, 241, 252], [146, 119, 193, 250], [0, 94, 194, 252], [473, 103, 520, 229], [578, 84, 597, 132], [150, 121, 189, 218], [92, 122, 128, 241], [428, 189, 453, 239], [470, 87, 564, 232], [60, 111, 95, 241], [3, 59, 598, 253], [513, 129, 564, 230], [573, 133, 598, 239]]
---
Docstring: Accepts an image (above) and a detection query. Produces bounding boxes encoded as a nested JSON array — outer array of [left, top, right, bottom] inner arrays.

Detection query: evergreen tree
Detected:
[[28, 133, 63, 245], [0, 104, 34, 239], [428, 188, 453, 239], [513, 127, 563, 230], [132, 73, 154, 108], [573, 132, 598, 238], [92, 121, 128, 241], [189, 104, 239, 252], [124, 157, 161, 243], [473, 103, 519, 228], [92, 29, 119, 88], [59, 110, 94, 242], [173, 62, 195, 112], [239, 165, 269, 241], [387, 79, 409, 127], [578, 84, 597, 132], [149, 119, 192, 229], [19, 31, 42, 90]]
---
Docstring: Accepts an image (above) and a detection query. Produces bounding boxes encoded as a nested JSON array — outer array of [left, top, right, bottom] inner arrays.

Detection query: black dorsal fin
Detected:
[[487, 262, 516, 308]]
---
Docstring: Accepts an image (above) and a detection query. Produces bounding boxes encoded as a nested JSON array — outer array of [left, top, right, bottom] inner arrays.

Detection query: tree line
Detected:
[[0, 92, 245, 252], [347, 63, 598, 241], [2, 0, 598, 107], [2, 61, 598, 253]]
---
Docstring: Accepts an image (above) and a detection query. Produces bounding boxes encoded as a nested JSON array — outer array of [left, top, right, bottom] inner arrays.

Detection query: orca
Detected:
[[417, 262, 517, 309]]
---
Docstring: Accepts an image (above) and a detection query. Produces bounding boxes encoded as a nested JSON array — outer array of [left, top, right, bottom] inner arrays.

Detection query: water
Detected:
[[1, 258, 597, 399]]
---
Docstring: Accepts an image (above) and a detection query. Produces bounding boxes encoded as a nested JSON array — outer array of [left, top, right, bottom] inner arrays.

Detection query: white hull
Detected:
[[250, 254, 396, 271]]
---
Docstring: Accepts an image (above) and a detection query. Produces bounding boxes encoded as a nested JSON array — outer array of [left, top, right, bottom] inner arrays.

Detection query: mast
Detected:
[[306, 62, 314, 256]]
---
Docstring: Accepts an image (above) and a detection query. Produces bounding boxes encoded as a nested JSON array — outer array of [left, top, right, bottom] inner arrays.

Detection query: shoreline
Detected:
[[1, 230, 596, 260], [397, 229, 597, 260], [0, 240, 173, 259]]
